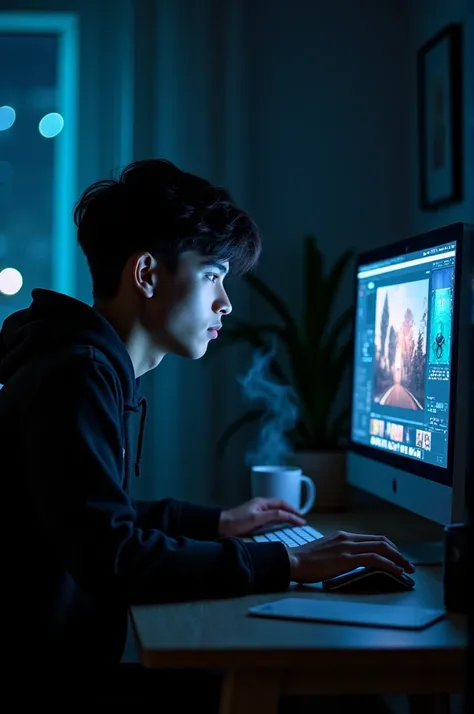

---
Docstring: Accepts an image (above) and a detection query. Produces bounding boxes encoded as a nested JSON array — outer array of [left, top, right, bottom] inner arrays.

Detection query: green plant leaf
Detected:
[[216, 408, 266, 460], [327, 406, 351, 444], [245, 273, 298, 333], [290, 417, 314, 449], [306, 246, 353, 360], [321, 304, 354, 366], [325, 248, 354, 314], [304, 235, 323, 356], [318, 339, 353, 422]]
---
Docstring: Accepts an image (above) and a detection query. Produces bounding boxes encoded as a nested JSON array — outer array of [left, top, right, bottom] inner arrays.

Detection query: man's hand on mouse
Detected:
[[286, 531, 416, 583]]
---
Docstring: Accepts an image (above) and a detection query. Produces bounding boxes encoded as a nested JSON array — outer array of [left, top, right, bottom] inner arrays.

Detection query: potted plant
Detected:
[[215, 235, 355, 511]]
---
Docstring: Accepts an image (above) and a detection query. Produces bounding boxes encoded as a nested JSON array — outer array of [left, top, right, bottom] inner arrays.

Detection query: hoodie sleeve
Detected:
[[24, 358, 290, 602], [134, 499, 222, 540]]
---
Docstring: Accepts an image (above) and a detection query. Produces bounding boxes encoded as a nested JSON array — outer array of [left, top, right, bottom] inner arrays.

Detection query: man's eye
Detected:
[[205, 274, 219, 283]]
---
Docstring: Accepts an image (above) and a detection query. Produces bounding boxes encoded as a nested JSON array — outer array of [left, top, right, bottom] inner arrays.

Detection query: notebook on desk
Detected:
[[248, 598, 445, 630]]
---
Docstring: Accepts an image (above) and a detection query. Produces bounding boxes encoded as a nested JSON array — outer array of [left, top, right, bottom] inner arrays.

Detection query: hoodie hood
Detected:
[[0, 288, 139, 406], [0, 289, 147, 478]]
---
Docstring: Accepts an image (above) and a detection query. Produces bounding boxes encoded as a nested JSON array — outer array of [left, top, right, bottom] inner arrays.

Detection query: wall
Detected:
[[405, 0, 474, 235]]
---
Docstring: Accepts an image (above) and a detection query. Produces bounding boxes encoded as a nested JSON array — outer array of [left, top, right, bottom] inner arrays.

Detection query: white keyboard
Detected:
[[251, 524, 324, 548]]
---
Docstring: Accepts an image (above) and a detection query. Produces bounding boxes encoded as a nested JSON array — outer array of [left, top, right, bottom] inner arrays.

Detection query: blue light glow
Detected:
[[38, 112, 64, 138], [0, 105, 16, 131]]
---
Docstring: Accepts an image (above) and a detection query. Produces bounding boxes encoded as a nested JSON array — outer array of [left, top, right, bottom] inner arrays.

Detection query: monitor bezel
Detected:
[[349, 224, 463, 487]]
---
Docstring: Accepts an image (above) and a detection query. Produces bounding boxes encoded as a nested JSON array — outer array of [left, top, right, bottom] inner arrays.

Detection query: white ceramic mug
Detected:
[[251, 465, 316, 515]]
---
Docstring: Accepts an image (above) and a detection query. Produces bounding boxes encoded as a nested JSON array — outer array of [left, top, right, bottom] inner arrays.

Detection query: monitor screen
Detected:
[[351, 239, 456, 471]]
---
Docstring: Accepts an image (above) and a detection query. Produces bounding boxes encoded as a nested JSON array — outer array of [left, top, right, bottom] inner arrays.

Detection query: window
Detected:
[[0, 12, 78, 323]]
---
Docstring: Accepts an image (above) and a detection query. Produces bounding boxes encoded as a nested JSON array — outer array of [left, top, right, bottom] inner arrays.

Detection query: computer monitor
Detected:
[[347, 222, 473, 528]]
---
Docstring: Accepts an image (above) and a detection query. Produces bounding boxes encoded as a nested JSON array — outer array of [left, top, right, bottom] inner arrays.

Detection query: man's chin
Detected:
[[174, 342, 208, 360]]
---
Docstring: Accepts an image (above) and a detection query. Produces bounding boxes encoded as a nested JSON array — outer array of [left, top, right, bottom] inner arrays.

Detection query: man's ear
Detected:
[[133, 252, 159, 298]]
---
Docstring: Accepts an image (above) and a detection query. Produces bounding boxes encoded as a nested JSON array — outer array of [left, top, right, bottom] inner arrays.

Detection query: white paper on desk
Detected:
[[248, 598, 445, 630]]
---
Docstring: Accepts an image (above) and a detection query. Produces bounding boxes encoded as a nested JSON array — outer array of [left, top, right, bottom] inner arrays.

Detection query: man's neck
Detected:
[[94, 299, 164, 377]]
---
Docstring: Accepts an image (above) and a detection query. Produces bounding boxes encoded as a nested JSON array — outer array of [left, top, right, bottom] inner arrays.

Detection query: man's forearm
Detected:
[[134, 498, 222, 539]]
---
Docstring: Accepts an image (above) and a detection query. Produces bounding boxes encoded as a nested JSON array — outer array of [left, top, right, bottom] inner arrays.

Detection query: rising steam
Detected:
[[239, 345, 299, 466]]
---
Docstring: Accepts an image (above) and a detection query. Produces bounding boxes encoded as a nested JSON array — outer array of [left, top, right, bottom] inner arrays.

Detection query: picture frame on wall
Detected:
[[417, 23, 463, 211]]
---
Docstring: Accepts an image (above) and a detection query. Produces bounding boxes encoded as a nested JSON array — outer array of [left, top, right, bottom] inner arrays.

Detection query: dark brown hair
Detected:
[[74, 159, 261, 299]]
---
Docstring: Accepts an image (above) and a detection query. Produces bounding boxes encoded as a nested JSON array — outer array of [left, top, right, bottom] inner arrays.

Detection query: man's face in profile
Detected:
[[148, 251, 232, 360]]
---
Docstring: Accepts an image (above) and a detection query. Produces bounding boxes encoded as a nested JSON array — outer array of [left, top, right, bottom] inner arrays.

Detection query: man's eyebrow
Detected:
[[199, 259, 229, 275]]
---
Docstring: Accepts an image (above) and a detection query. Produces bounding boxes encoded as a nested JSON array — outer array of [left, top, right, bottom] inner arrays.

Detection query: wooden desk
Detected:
[[130, 506, 467, 714]]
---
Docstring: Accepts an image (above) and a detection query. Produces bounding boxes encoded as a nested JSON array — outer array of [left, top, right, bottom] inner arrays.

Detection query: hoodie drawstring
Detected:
[[134, 396, 147, 477]]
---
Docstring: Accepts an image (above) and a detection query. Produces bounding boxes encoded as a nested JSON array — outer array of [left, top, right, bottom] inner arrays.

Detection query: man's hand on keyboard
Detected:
[[218, 497, 306, 538], [286, 531, 416, 583]]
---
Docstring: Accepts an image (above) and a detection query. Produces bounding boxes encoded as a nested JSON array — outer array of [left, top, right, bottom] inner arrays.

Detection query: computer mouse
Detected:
[[322, 566, 415, 594]]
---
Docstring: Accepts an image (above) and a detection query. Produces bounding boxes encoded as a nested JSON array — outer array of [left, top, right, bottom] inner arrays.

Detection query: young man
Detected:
[[1, 159, 413, 698]]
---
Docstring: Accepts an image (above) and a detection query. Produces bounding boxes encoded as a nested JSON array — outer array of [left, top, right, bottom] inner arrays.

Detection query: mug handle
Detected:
[[299, 475, 316, 515]]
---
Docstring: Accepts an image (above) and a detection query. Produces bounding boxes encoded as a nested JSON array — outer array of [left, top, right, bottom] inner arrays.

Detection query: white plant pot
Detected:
[[288, 449, 347, 511]]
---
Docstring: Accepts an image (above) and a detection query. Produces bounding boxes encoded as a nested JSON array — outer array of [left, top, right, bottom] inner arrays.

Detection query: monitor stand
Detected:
[[399, 540, 444, 566]]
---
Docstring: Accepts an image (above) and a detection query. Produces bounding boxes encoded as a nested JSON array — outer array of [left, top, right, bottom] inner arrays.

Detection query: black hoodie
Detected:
[[1, 289, 289, 677]]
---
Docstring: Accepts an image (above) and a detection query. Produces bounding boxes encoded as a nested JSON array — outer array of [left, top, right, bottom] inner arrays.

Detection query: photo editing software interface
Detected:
[[351, 239, 457, 470]]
